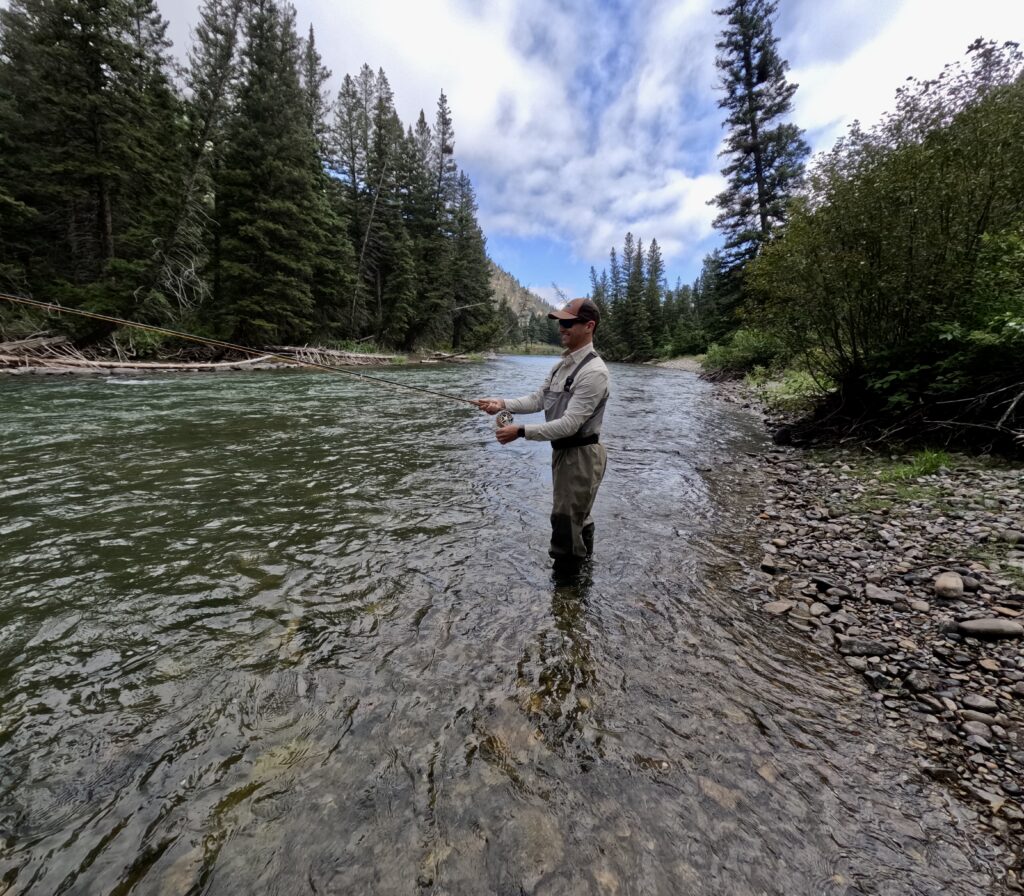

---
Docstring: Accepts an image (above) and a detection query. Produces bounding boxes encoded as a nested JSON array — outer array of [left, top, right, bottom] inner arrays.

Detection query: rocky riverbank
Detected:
[[744, 443, 1024, 887]]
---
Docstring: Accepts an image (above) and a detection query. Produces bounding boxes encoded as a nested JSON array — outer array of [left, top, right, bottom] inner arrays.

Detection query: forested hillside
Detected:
[[0, 0, 499, 354]]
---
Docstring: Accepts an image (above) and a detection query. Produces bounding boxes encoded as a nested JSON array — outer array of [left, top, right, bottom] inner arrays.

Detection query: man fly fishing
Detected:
[[475, 298, 610, 563]]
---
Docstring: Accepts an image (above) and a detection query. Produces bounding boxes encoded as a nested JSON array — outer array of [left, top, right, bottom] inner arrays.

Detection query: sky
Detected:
[[159, 0, 1024, 306]]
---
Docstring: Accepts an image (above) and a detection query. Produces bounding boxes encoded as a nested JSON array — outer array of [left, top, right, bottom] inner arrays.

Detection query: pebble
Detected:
[[865, 583, 899, 604], [762, 600, 794, 615], [963, 694, 1000, 713], [745, 440, 1024, 858]]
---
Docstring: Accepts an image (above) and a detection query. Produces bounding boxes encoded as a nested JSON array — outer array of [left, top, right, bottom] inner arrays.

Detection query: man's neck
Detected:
[[564, 338, 594, 356]]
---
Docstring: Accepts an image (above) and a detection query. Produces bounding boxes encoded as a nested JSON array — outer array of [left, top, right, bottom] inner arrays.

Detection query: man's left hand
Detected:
[[495, 425, 521, 445]]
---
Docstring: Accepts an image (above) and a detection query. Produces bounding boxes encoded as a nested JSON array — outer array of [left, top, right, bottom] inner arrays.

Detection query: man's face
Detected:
[[559, 318, 593, 351]]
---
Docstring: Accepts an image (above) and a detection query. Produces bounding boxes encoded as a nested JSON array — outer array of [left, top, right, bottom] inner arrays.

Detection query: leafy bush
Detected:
[[703, 328, 782, 377], [750, 368, 834, 415]]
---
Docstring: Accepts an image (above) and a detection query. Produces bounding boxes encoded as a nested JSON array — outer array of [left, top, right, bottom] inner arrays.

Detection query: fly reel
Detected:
[[495, 409, 514, 428]]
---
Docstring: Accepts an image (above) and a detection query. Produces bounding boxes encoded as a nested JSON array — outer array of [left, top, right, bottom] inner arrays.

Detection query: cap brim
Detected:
[[548, 309, 578, 320]]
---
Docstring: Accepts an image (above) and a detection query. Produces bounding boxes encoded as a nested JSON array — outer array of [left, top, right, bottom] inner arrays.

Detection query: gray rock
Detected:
[[963, 693, 999, 713], [762, 600, 794, 615], [926, 726, 956, 743], [962, 720, 993, 739], [864, 670, 890, 690], [957, 618, 1024, 639], [934, 571, 964, 599], [903, 670, 939, 693], [836, 635, 895, 657], [909, 600, 931, 613], [964, 735, 993, 752], [864, 583, 898, 604]]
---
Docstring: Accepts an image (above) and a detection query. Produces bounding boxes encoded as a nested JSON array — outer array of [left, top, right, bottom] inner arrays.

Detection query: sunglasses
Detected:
[[558, 318, 581, 329]]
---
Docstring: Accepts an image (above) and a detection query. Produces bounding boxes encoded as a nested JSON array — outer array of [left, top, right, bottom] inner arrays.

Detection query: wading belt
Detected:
[[552, 432, 600, 450]]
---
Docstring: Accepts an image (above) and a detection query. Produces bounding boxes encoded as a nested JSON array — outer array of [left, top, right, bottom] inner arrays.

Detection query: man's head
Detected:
[[549, 298, 599, 351]]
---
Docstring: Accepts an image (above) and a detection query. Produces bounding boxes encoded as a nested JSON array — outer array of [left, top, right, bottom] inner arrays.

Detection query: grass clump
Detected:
[[877, 449, 953, 482]]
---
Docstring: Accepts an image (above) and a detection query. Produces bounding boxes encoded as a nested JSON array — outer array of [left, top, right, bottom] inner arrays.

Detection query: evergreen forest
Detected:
[[0, 0, 501, 353]]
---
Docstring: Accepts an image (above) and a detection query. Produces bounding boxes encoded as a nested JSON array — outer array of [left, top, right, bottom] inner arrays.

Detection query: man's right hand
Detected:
[[474, 398, 506, 415]]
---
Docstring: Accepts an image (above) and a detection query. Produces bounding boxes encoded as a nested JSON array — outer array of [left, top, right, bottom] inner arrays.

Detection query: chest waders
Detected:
[[544, 352, 609, 561]]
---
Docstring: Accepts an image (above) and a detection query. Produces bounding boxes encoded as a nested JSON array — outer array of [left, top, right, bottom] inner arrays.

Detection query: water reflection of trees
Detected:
[[515, 568, 602, 761]]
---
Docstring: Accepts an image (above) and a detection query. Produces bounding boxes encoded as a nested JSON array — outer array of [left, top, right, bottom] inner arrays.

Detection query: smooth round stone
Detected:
[[934, 571, 964, 599], [958, 618, 1024, 639]]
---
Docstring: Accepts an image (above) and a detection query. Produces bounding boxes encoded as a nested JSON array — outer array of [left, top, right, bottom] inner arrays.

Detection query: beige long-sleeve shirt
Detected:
[[505, 344, 610, 442]]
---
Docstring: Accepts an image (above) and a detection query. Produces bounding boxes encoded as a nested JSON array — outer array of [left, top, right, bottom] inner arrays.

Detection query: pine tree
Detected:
[[397, 91, 459, 350], [178, 0, 245, 318], [601, 247, 626, 358], [215, 0, 334, 345], [432, 91, 458, 211], [0, 0, 183, 329], [362, 69, 416, 340], [300, 25, 331, 159], [711, 0, 808, 267], [644, 238, 665, 351], [448, 172, 494, 349], [624, 235, 653, 359]]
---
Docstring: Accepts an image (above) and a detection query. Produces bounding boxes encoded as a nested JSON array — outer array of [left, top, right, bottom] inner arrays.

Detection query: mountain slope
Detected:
[[488, 260, 553, 318]]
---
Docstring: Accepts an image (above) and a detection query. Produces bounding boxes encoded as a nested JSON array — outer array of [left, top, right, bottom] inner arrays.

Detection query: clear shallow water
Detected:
[[0, 357, 1004, 895]]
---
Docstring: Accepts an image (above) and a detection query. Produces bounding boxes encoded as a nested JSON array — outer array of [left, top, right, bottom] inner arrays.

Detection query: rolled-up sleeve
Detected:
[[523, 366, 608, 441]]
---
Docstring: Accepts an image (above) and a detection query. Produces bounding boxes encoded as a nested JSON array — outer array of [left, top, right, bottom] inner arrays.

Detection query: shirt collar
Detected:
[[561, 342, 595, 365]]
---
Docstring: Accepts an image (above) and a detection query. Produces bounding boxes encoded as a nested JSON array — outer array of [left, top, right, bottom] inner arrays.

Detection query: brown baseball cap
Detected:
[[548, 298, 600, 325]]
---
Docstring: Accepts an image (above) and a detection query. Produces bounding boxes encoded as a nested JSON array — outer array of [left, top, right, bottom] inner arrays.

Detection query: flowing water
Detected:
[[0, 357, 1005, 895]]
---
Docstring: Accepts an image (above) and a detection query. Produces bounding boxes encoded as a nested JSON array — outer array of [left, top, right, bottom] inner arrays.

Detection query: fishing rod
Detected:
[[0, 291, 481, 409]]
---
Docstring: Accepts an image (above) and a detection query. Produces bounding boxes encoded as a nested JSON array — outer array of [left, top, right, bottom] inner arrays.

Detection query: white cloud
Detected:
[[789, 0, 1024, 154], [158, 0, 1024, 285]]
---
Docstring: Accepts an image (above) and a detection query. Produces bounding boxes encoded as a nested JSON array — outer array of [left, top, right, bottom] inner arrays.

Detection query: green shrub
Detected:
[[703, 328, 782, 376], [754, 368, 834, 415]]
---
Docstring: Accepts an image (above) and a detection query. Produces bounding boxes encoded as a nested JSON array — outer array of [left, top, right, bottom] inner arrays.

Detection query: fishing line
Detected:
[[0, 291, 479, 409]]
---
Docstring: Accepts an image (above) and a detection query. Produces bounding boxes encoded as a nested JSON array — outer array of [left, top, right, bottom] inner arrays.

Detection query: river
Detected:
[[0, 357, 1005, 894]]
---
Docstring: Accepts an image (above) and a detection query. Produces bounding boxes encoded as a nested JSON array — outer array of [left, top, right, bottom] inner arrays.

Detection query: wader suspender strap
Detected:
[[551, 352, 607, 450], [564, 351, 598, 390]]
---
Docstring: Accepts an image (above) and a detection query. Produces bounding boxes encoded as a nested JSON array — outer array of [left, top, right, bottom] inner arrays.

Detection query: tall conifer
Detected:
[[711, 0, 808, 267], [0, 0, 182, 325], [216, 0, 334, 344]]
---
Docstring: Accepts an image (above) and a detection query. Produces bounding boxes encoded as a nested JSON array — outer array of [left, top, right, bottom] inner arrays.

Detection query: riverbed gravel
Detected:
[[724, 387, 1024, 886]]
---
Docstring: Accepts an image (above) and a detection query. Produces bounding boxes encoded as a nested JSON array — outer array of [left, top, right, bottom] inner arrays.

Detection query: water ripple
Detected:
[[0, 361, 1005, 895]]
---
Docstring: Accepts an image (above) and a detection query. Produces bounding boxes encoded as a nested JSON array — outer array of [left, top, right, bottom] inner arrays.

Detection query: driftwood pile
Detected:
[[0, 336, 406, 375]]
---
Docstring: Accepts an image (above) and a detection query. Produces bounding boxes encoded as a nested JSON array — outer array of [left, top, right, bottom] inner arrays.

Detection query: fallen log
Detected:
[[0, 335, 69, 354], [0, 352, 280, 372]]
